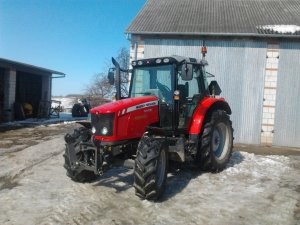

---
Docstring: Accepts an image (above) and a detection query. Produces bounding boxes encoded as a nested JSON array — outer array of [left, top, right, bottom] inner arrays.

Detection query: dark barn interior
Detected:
[[15, 72, 42, 118]]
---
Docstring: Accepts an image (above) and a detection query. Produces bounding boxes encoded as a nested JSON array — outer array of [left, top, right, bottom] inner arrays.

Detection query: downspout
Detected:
[[134, 42, 138, 60]]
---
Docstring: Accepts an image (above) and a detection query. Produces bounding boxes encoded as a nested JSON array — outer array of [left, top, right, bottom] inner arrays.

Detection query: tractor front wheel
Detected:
[[63, 128, 98, 182], [134, 136, 168, 201], [198, 110, 233, 172]]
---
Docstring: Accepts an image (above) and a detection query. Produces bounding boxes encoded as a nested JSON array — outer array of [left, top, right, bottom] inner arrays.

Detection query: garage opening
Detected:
[[15, 71, 42, 118]]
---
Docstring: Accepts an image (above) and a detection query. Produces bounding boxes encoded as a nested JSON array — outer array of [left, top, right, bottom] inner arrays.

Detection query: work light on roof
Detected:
[[201, 46, 207, 58], [138, 61, 143, 65], [132, 61, 137, 66], [156, 59, 162, 63], [163, 58, 170, 63]]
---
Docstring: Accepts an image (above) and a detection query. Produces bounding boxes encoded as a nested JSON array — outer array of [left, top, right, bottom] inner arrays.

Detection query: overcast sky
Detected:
[[0, 0, 146, 96]]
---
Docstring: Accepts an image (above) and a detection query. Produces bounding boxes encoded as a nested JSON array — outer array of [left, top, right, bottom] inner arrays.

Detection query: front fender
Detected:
[[188, 97, 231, 135]]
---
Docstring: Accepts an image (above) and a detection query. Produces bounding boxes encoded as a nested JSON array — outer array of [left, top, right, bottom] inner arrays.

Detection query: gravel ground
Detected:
[[0, 124, 299, 225]]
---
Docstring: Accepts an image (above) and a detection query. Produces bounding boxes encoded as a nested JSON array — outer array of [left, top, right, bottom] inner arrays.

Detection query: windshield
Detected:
[[130, 65, 174, 104]]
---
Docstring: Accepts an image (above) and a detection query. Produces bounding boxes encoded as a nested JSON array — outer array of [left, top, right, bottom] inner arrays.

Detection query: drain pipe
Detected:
[[134, 42, 138, 60]]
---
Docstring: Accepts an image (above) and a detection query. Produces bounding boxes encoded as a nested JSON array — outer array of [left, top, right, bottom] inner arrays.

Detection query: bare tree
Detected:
[[85, 72, 113, 99], [85, 47, 130, 100]]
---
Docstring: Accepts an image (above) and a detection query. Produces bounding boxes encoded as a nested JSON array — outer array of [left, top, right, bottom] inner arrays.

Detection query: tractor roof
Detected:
[[131, 55, 202, 67]]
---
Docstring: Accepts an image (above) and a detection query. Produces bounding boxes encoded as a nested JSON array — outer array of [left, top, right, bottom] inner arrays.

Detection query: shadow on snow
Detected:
[[91, 151, 244, 200]]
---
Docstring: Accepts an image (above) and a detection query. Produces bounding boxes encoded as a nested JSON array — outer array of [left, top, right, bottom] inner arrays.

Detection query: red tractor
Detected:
[[64, 48, 233, 201]]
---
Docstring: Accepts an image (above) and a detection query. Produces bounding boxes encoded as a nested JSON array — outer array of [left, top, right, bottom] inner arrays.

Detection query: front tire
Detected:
[[198, 110, 233, 172], [134, 136, 168, 201]]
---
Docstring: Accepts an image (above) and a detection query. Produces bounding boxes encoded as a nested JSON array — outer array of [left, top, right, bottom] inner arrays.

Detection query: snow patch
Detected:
[[0, 112, 89, 128], [52, 97, 76, 109], [258, 25, 300, 34]]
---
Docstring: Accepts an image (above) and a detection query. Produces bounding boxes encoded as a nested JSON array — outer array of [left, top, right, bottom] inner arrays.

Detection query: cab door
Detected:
[[177, 65, 207, 130]]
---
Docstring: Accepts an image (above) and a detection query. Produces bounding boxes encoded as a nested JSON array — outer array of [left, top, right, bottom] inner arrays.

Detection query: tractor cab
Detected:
[[129, 56, 211, 134]]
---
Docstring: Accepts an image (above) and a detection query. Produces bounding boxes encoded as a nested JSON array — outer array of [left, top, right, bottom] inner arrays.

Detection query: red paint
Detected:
[[188, 97, 227, 135], [91, 96, 159, 142], [90, 96, 158, 114]]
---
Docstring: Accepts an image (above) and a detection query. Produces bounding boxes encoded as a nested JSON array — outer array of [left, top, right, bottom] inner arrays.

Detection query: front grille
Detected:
[[91, 113, 114, 136]]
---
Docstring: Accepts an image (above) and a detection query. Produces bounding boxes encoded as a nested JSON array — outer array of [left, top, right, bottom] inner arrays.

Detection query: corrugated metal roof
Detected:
[[0, 58, 65, 76], [126, 0, 300, 37]]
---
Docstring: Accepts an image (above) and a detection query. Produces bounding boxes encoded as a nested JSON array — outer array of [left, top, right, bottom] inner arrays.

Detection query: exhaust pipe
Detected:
[[112, 57, 121, 100]]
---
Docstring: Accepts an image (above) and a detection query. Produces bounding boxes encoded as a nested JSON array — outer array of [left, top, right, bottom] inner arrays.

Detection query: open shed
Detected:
[[0, 58, 65, 122]]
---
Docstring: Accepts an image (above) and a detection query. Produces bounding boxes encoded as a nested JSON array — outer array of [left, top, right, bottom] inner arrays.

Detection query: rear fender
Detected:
[[189, 97, 231, 135]]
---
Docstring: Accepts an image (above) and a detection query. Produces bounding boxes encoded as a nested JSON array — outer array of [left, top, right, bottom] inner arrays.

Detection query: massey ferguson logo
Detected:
[[126, 100, 158, 113], [136, 101, 157, 109]]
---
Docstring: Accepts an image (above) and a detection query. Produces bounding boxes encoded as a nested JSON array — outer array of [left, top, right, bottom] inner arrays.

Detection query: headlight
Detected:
[[101, 127, 108, 135], [91, 113, 114, 136], [92, 126, 96, 134]]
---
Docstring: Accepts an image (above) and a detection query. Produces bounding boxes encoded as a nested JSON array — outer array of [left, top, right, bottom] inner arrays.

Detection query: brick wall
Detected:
[[261, 43, 279, 144]]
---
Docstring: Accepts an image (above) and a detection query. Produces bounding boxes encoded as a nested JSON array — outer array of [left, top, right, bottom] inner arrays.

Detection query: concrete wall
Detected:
[[3, 69, 16, 121], [41, 75, 51, 101]]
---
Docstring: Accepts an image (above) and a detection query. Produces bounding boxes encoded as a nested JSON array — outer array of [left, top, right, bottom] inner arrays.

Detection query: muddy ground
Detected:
[[0, 124, 299, 225]]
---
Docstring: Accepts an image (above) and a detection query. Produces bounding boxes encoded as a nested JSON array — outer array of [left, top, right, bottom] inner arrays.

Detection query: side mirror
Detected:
[[107, 69, 115, 85], [181, 63, 193, 81], [208, 80, 222, 96]]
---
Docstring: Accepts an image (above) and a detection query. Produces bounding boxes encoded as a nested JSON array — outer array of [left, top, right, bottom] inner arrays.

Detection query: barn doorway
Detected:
[[15, 72, 42, 118]]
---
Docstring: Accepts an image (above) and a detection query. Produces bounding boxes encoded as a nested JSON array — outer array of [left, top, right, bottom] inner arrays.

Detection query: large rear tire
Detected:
[[198, 110, 233, 172], [63, 128, 98, 182], [134, 136, 168, 201]]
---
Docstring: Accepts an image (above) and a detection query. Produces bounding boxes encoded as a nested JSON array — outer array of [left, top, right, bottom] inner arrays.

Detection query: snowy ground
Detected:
[[0, 113, 89, 132], [0, 125, 299, 225], [52, 96, 77, 110]]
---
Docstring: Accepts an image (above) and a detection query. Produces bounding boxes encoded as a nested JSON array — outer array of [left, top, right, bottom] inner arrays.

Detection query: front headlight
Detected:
[[91, 126, 96, 134], [101, 127, 108, 135], [91, 113, 114, 136]]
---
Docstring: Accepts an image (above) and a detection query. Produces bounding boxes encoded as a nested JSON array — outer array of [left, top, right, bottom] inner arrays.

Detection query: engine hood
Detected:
[[90, 96, 159, 115]]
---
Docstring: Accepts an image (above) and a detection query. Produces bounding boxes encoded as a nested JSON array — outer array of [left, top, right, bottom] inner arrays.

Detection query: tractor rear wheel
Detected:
[[198, 110, 233, 172], [134, 136, 168, 201], [63, 128, 98, 182]]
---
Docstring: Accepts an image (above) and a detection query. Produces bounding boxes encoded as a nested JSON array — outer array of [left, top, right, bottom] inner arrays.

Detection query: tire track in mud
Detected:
[[0, 148, 64, 191]]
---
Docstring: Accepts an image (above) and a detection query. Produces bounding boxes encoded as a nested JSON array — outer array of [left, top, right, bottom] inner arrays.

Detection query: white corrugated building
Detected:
[[126, 0, 300, 147]]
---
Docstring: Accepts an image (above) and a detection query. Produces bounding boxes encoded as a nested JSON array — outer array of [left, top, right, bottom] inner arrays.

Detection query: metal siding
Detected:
[[144, 39, 267, 144], [144, 39, 203, 58], [273, 42, 300, 147], [206, 41, 267, 144]]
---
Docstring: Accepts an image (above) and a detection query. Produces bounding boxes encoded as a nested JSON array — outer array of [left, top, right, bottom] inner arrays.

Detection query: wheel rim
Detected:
[[212, 122, 230, 160], [156, 149, 166, 188]]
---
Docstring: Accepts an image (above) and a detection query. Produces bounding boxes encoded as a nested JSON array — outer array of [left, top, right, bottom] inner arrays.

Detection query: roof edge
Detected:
[[0, 58, 65, 75], [126, 31, 300, 39]]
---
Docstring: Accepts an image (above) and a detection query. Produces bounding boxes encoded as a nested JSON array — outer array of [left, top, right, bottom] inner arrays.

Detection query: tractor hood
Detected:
[[90, 96, 159, 115]]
